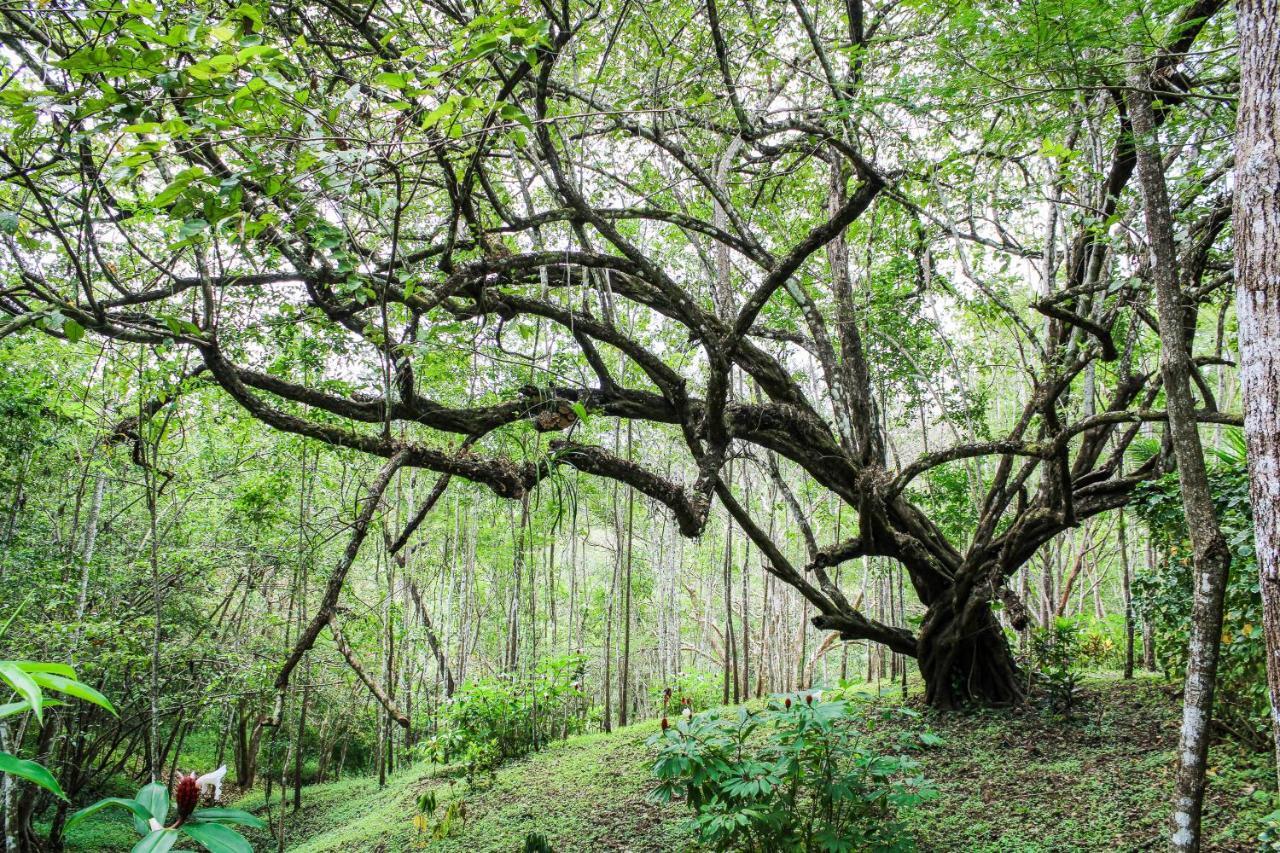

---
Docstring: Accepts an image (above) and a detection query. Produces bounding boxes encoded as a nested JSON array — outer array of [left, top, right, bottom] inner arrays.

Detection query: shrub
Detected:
[[648, 693, 935, 851], [426, 653, 588, 781], [412, 790, 465, 842], [1074, 615, 1125, 670], [1132, 439, 1269, 746], [1026, 618, 1081, 714]]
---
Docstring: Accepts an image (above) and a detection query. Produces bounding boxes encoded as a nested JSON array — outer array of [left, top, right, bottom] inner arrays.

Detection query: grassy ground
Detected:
[[237, 718, 694, 853], [60, 675, 1273, 852], [864, 675, 1272, 852]]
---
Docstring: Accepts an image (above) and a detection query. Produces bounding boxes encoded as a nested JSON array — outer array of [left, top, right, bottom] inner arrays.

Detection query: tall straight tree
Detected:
[[1126, 46, 1233, 853], [1234, 0, 1280, 790]]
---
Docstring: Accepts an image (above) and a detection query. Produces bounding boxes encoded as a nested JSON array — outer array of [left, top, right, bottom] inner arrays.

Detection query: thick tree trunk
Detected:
[[918, 605, 1021, 708], [1128, 53, 1233, 853], [1234, 0, 1280, 793]]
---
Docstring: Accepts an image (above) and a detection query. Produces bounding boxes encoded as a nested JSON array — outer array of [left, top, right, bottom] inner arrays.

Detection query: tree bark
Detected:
[[1234, 0, 1280, 792], [1128, 54, 1233, 853], [917, 606, 1021, 708]]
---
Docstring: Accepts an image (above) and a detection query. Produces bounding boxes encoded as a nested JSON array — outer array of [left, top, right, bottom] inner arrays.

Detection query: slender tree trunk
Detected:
[[293, 446, 311, 810], [1120, 509, 1135, 680], [1234, 0, 1280, 792], [603, 461, 618, 733], [506, 496, 529, 672], [723, 512, 738, 704], [1128, 57, 1233, 853], [1144, 543, 1159, 671], [620, 424, 634, 727], [144, 443, 162, 783], [741, 540, 750, 704]]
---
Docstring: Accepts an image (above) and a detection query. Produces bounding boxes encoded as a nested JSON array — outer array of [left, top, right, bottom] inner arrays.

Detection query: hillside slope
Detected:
[[60, 677, 1272, 852], [237, 718, 692, 853], [254, 678, 1269, 852]]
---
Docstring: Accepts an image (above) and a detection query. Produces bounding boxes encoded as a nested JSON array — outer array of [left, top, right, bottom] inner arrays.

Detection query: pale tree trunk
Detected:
[[1233, 0, 1280, 792], [602, 440, 618, 732], [1128, 53, 1233, 853], [619, 423, 634, 726], [1119, 509, 1135, 680]]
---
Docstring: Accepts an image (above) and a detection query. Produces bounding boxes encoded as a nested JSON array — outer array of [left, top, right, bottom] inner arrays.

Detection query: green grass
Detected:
[[60, 676, 1274, 851], [239, 718, 695, 853]]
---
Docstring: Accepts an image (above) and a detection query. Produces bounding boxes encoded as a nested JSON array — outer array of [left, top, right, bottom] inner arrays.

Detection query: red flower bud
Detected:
[[784, 697, 792, 710], [661, 716, 669, 731], [175, 772, 199, 822], [806, 694, 814, 705]]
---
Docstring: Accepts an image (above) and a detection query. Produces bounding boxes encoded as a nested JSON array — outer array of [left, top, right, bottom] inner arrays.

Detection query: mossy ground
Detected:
[[61, 675, 1273, 852]]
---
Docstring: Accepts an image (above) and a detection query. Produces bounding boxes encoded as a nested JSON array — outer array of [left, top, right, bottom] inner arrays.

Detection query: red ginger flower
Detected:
[[175, 772, 199, 822]]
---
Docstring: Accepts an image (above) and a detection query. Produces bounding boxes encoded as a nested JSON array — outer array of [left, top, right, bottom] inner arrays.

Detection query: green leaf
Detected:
[[132, 829, 179, 853], [67, 796, 154, 827], [231, 3, 264, 29], [136, 781, 170, 823], [918, 731, 945, 747], [0, 750, 66, 799], [0, 662, 43, 723], [421, 99, 455, 128], [13, 662, 76, 678], [0, 699, 63, 720], [153, 168, 202, 207], [179, 218, 209, 238], [190, 808, 267, 829], [28, 672, 115, 715], [182, 820, 253, 853], [0, 700, 31, 719], [374, 71, 409, 89], [0, 211, 18, 234], [63, 318, 85, 343]]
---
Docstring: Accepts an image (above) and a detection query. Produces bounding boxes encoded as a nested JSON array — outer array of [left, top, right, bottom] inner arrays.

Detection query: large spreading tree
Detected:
[[0, 0, 1238, 707]]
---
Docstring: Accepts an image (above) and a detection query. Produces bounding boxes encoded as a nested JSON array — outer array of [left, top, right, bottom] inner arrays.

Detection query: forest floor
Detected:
[[60, 675, 1273, 852]]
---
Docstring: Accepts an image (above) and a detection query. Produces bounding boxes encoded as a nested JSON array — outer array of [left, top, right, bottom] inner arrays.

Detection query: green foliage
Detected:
[[68, 780, 265, 853], [1131, 440, 1267, 744], [0, 602, 117, 800], [426, 653, 588, 782], [524, 830, 554, 852], [649, 669, 722, 714], [648, 694, 936, 851], [1073, 615, 1126, 670], [1259, 807, 1280, 851], [1026, 618, 1081, 715], [411, 788, 466, 842]]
